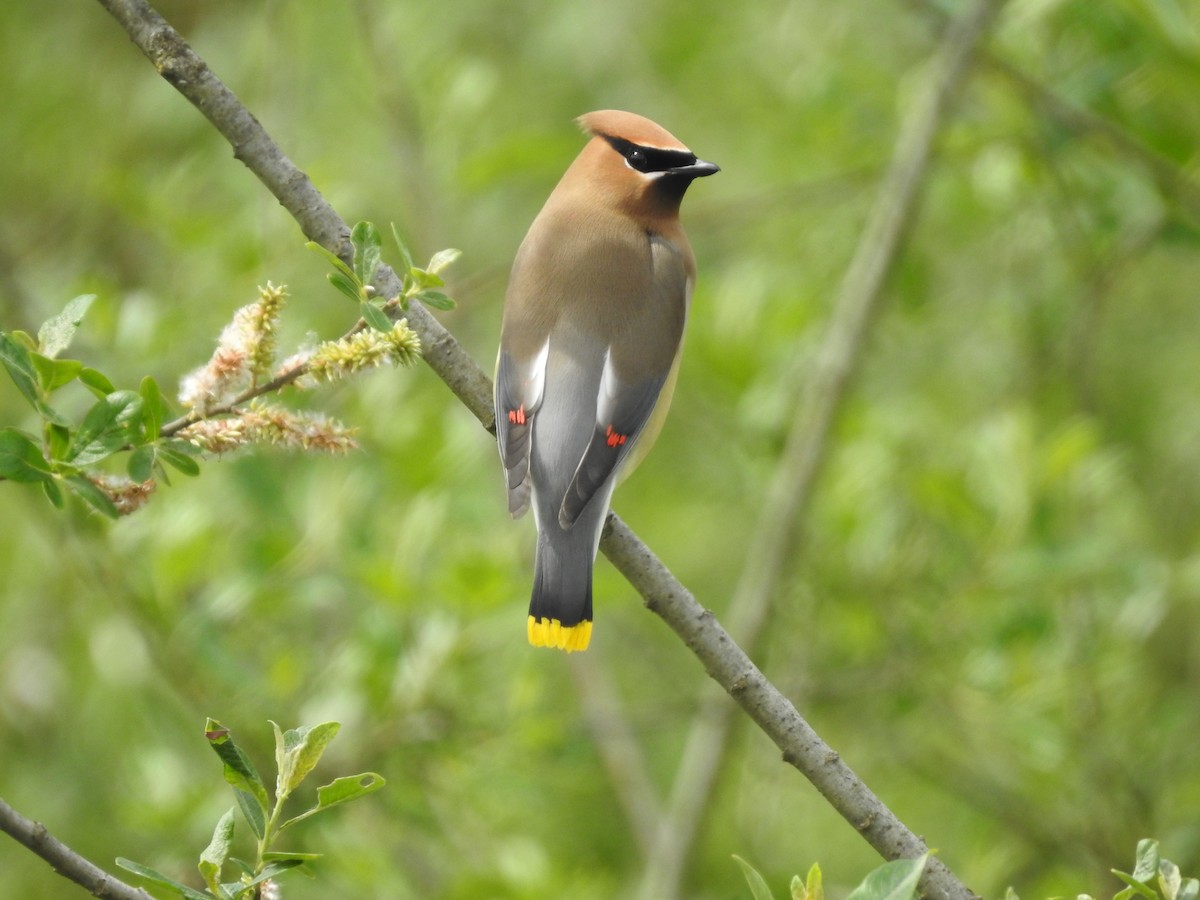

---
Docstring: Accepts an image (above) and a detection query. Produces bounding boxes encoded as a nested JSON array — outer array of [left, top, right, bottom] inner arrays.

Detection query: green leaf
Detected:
[[280, 771, 385, 831], [733, 854, 778, 900], [1114, 872, 1161, 900], [30, 353, 83, 393], [1134, 840, 1161, 883], [793, 863, 823, 900], [159, 441, 201, 476], [426, 247, 461, 275], [1, 331, 42, 409], [0, 428, 52, 483], [390, 224, 415, 274], [38, 294, 96, 358], [42, 478, 64, 509], [415, 289, 456, 311], [65, 474, 119, 519], [305, 240, 356, 282], [235, 791, 265, 840], [140, 376, 168, 441], [257, 859, 307, 881], [1160, 860, 1182, 900], [198, 807, 236, 895], [79, 367, 116, 397], [846, 855, 928, 900], [46, 423, 71, 461], [218, 860, 306, 897], [327, 270, 362, 302], [262, 851, 323, 863], [204, 719, 271, 820], [1178, 879, 1200, 900], [127, 445, 155, 483], [351, 221, 383, 287], [69, 391, 143, 465], [227, 857, 255, 877], [360, 301, 394, 333], [274, 721, 340, 799], [115, 857, 213, 900], [408, 267, 444, 289]]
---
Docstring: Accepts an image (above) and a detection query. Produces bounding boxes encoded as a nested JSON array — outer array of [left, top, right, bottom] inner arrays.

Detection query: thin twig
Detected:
[[0, 796, 153, 900], [90, 3, 981, 899], [158, 362, 306, 437], [635, 2, 1008, 895]]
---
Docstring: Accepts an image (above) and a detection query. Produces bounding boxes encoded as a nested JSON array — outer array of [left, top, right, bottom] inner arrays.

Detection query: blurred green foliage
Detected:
[[1, 0, 1198, 898]]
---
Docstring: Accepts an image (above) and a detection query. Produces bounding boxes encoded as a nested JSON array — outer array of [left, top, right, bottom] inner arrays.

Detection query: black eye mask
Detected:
[[602, 135, 699, 174]]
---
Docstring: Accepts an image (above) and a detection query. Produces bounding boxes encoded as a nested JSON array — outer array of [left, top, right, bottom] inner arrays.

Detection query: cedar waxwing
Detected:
[[495, 110, 718, 652]]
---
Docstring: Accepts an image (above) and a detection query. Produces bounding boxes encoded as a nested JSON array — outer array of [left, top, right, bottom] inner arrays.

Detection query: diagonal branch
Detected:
[[91, 2, 980, 898], [0, 796, 153, 900], [635, 2, 1009, 896]]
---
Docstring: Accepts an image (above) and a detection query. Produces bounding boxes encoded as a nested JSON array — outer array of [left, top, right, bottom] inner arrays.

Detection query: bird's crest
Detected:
[[576, 109, 689, 152]]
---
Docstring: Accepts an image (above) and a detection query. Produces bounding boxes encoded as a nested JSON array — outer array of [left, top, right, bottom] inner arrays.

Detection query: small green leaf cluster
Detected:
[[1022, 839, 1199, 900], [735, 855, 926, 900], [307, 221, 459, 333], [736, 841, 1197, 900], [0, 295, 198, 518], [117, 719, 385, 899]]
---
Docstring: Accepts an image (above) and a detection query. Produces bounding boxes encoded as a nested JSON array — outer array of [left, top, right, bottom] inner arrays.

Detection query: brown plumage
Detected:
[[495, 110, 718, 651]]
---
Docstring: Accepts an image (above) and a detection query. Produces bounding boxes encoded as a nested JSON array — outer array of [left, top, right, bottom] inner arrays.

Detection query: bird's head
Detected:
[[568, 110, 719, 217]]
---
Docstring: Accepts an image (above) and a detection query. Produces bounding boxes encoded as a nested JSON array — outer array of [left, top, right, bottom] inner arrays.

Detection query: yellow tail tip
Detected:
[[527, 615, 592, 652]]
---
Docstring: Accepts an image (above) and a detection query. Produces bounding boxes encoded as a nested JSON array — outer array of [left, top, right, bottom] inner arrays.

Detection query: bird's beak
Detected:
[[678, 159, 720, 178]]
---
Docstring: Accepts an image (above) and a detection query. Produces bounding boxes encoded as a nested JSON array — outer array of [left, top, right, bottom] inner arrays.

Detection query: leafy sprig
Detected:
[[306, 221, 458, 333], [734, 841, 1198, 900], [0, 295, 196, 518], [117, 719, 385, 899], [735, 855, 926, 900], [0, 223, 450, 518]]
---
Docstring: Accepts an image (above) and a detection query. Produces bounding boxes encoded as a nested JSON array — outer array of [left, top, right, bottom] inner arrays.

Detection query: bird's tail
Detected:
[[527, 523, 595, 652]]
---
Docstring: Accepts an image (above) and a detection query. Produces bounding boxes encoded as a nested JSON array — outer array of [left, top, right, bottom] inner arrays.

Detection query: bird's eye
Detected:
[[627, 149, 648, 171]]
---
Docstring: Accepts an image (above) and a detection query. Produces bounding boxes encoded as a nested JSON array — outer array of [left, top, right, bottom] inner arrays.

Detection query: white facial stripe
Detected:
[[625, 161, 669, 178]]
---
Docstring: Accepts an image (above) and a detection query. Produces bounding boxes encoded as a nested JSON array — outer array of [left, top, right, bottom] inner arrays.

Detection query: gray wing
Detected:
[[494, 339, 549, 518]]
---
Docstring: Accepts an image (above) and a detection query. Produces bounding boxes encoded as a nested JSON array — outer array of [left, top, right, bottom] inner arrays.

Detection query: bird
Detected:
[[495, 110, 718, 652]]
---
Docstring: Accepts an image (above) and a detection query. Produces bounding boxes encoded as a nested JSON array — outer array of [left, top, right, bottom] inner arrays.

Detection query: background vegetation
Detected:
[[1, 0, 1198, 897]]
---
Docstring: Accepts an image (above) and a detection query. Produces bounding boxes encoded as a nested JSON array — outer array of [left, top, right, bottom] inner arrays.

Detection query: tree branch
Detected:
[[91, 2, 981, 898], [635, 2, 1008, 895], [0, 796, 153, 900]]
